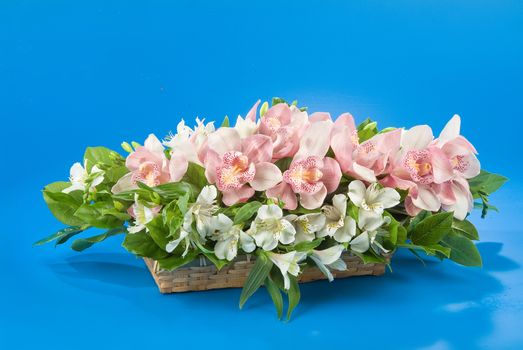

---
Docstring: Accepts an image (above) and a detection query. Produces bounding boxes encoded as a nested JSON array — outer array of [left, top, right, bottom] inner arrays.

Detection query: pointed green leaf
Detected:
[[239, 253, 273, 309], [33, 226, 87, 246], [442, 232, 482, 267], [452, 219, 479, 240], [233, 201, 262, 225], [221, 116, 230, 127], [411, 212, 453, 245], [71, 227, 126, 251], [286, 276, 301, 320], [265, 276, 283, 319], [469, 170, 508, 197]]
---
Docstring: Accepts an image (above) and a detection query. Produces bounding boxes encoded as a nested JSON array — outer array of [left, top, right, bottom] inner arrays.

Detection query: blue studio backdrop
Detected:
[[1, 1, 522, 349]]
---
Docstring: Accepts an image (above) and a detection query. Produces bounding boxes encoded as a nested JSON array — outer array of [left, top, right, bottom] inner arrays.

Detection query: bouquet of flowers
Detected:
[[36, 98, 506, 319]]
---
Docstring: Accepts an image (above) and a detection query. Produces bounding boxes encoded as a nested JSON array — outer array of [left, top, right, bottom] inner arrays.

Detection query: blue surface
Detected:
[[1, 1, 522, 349]]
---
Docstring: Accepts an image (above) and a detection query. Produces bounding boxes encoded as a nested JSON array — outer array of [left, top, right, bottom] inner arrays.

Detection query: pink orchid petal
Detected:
[[245, 100, 261, 122], [404, 195, 422, 217], [169, 154, 189, 182], [221, 185, 255, 206], [266, 182, 298, 210], [434, 181, 456, 205], [442, 178, 473, 220], [250, 162, 283, 191], [430, 147, 454, 184], [380, 174, 415, 191], [438, 115, 461, 145], [294, 120, 333, 161], [411, 185, 441, 212], [206, 128, 241, 157], [300, 184, 327, 210], [334, 113, 356, 130], [309, 112, 332, 122], [374, 128, 402, 154], [241, 134, 273, 164], [203, 150, 221, 184], [402, 125, 434, 151], [144, 134, 165, 154], [321, 157, 342, 193], [351, 162, 377, 182], [330, 126, 354, 173]]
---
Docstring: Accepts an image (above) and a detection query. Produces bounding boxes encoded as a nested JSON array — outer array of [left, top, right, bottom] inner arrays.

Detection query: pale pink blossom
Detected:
[[111, 134, 188, 193], [266, 121, 342, 210], [258, 103, 309, 160], [331, 113, 402, 182], [203, 128, 282, 206]]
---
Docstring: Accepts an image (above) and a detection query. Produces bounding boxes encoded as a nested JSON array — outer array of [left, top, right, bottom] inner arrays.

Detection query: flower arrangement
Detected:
[[36, 97, 506, 319]]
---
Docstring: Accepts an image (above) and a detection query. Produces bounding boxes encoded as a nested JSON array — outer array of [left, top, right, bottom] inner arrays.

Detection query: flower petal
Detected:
[[144, 134, 165, 154], [348, 180, 366, 207], [333, 217, 356, 243], [351, 162, 377, 182], [221, 185, 255, 206], [401, 125, 434, 151], [169, 154, 188, 182], [206, 127, 241, 156], [257, 204, 283, 220], [300, 184, 328, 210], [312, 245, 345, 265], [250, 162, 282, 191], [266, 182, 298, 210], [241, 134, 273, 164], [321, 157, 342, 193], [309, 112, 332, 122], [438, 114, 461, 145], [350, 232, 370, 253], [245, 100, 261, 122], [294, 121, 333, 160], [111, 173, 135, 193], [358, 209, 384, 231]]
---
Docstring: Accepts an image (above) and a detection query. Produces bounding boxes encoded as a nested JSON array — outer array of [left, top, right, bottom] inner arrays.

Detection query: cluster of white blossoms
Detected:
[[153, 181, 400, 289]]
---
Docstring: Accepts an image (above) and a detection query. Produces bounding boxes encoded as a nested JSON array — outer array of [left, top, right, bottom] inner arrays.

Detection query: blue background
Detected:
[[1, 1, 522, 349]]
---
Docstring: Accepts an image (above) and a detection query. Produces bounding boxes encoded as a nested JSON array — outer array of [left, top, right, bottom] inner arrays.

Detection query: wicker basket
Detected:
[[144, 253, 387, 293]]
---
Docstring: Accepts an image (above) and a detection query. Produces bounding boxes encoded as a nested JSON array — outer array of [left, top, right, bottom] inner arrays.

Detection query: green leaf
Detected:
[[221, 115, 230, 127], [239, 253, 273, 309], [260, 101, 269, 117], [274, 157, 292, 172], [264, 276, 283, 319], [122, 231, 169, 260], [146, 215, 171, 248], [397, 225, 408, 244], [357, 118, 378, 142], [84, 147, 123, 171], [104, 165, 129, 183], [452, 219, 479, 240], [74, 202, 125, 228], [411, 212, 453, 245], [233, 201, 262, 225], [151, 182, 195, 202], [271, 97, 286, 106], [43, 182, 85, 226], [71, 227, 126, 251], [292, 238, 323, 252], [156, 251, 199, 270], [33, 226, 87, 246], [286, 276, 301, 320], [353, 251, 387, 264], [408, 210, 432, 232], [182, 163, 208, 192], [398, 243, 450, 258], [469, 170, 507, 197], [202, 251, 229, 270], [442, 232, 482, 267]]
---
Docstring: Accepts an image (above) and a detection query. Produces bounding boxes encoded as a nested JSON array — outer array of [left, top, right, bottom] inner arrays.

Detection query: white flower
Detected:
[[249, 205, 296, 251], [348, 180, 400, 231], [350, 229, 390, 255], [267, 251, 307, 290], [234, 114, 259, 138], [285, 213, 326, 243], [165, 185, 219, 256], [318, 194, 357, 243], [164, 118, 215, 164], [127, 195, 160, 234], [310, 245, 347, 282], [191, 185, 219, 239], [210, 214, 255, 261], [62, 161, 104, 194]]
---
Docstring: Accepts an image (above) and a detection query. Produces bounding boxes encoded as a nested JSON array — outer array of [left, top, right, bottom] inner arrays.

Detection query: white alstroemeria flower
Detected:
[[267, 251, 307, 290], [310, 245, 347, 281], [234, 114, 259, 138], [165, 185, 219, 257], [210, 214, 255, 261], [164, 118, 215, 164], [62, 161, 104, 194], [191, 185, 219, 239], [348, 180, 400, 231], [127, 195, 161, 234], [350, 229, 390, 255], [318, 194, 357, 243], [285, 213, 326, 243], [249, 205, 296, 251]]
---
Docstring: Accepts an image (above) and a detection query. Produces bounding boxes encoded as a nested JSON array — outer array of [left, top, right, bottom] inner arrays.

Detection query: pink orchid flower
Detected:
[[203, 128, 283, 206], [258, 103, 309, 160], [331, 113, 402, 182], [433, 177, 474, 220], [434, 115, 480, 179], [266, 121, 342, 210], [111, 134, 188, 193]]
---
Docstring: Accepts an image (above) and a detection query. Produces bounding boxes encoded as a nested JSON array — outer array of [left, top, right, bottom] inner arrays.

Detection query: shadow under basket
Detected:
[[144, 252, 387, 293]]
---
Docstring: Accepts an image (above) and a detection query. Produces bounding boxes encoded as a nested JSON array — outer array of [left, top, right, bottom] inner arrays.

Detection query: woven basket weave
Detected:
[[144, 253, 387, 293]]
